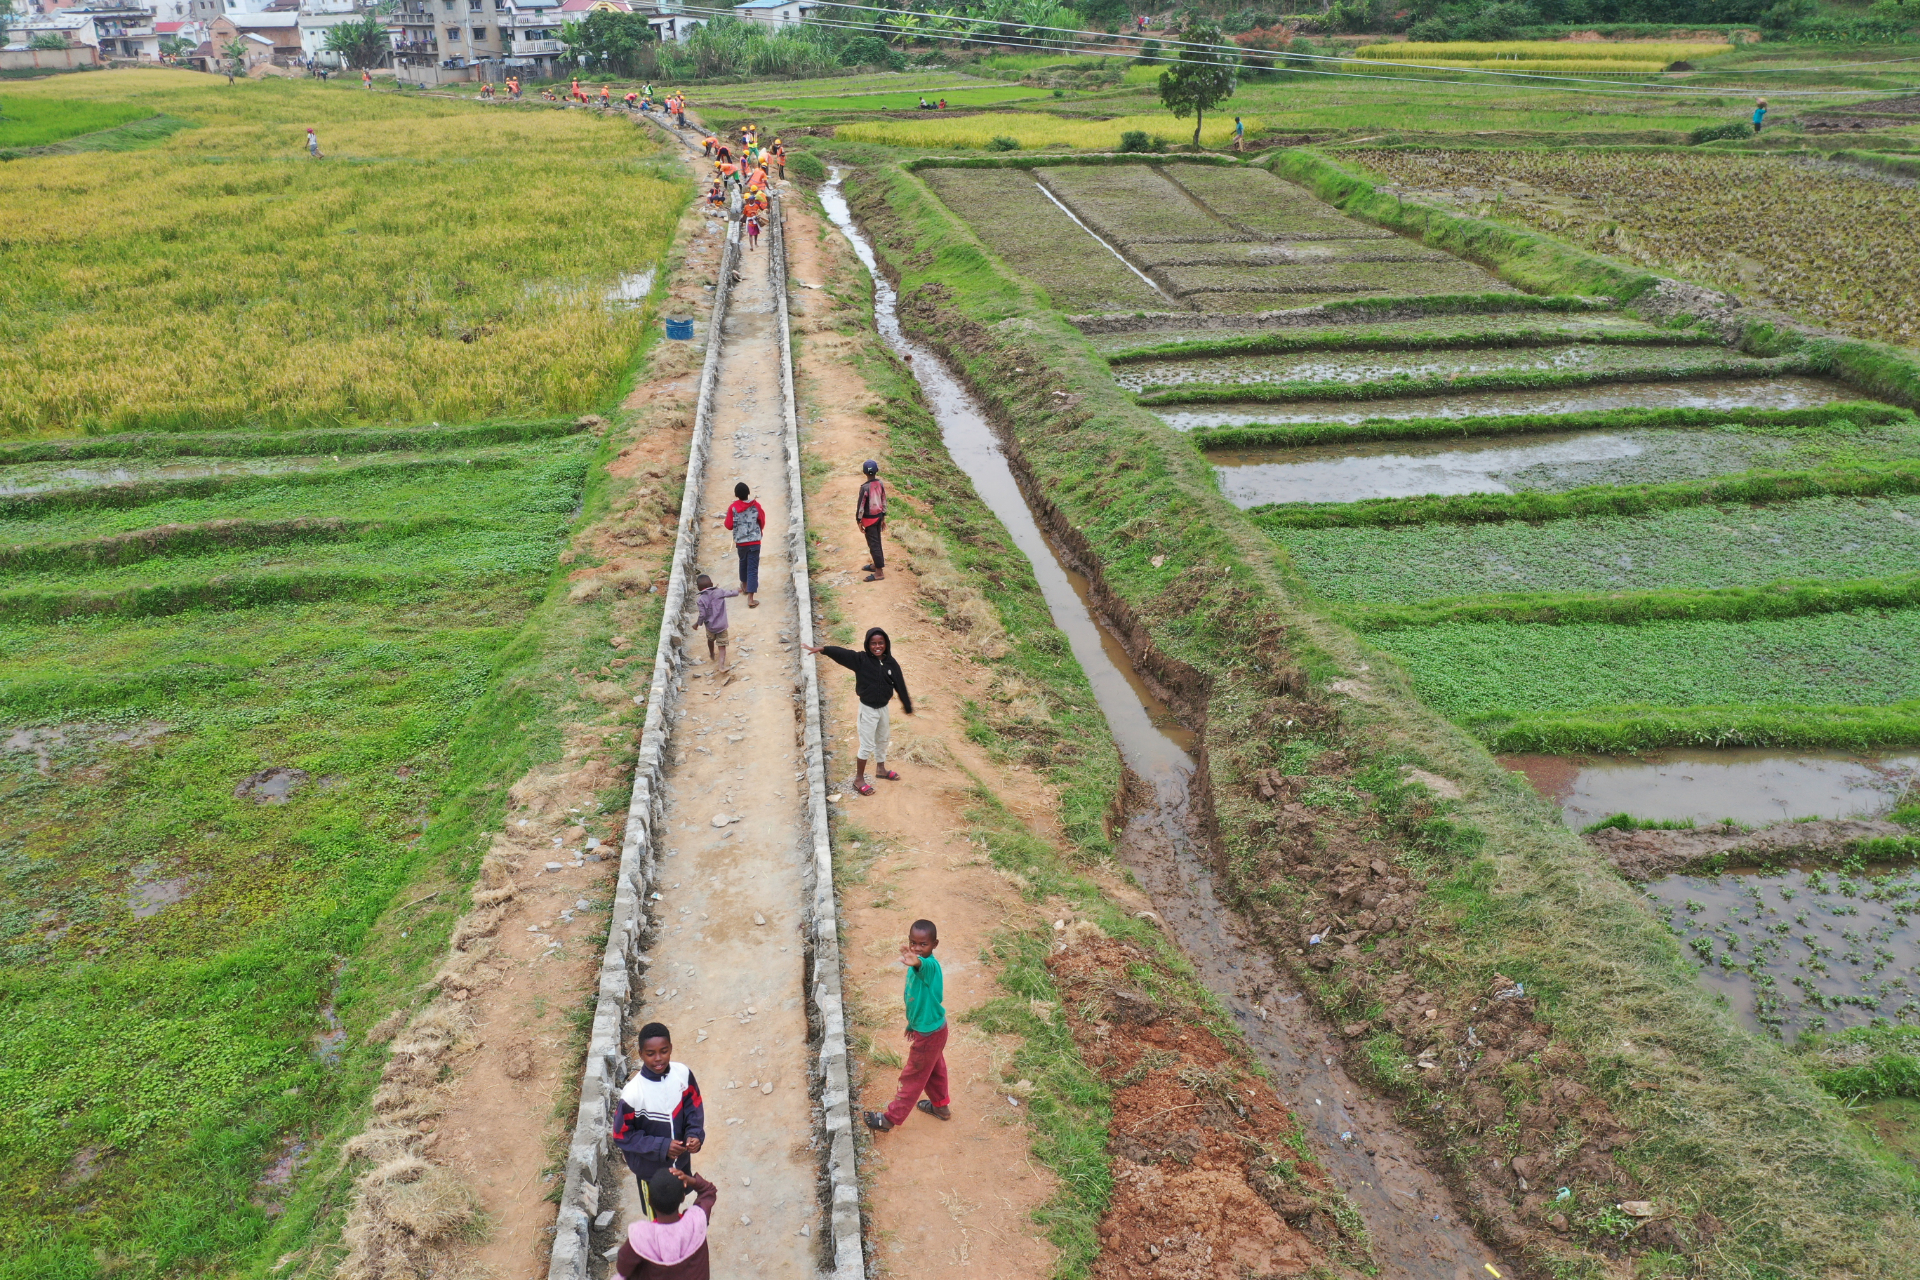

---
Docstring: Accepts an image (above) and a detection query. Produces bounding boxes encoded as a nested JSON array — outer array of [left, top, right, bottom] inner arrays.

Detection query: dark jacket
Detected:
[[612, 1062, 705, 1178], [820, 627, 911, 713]]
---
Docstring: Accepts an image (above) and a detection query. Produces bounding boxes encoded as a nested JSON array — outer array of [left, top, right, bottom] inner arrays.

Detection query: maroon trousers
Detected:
[[883, 1023, 949, 1124]]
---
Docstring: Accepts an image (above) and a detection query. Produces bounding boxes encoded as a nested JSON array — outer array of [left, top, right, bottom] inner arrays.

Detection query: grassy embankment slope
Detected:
[[831, 148, 1918, 1278], [0, 73, 687, 1280]]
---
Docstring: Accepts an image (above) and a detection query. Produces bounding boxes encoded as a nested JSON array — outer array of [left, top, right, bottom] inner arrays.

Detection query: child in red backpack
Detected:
[[724, 482, 764, 607]]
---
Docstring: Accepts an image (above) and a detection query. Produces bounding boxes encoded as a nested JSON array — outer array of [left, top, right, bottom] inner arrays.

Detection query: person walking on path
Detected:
[[615, 1167, 718, 1280], [724, 482, 765, 607], [1752, 97, 1768, 133], [612, 1023, 706, 1192], [692, 574, 739, 672], [863, 919, 949, 1132], [306, 127, 321, 158], [854, 459, 887, 582], [805, 627, 911, 796], [746, 212, 762, 251]]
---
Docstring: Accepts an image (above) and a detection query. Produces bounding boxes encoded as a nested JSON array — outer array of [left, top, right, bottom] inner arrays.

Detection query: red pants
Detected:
[[883, 1024, 948, 1124]]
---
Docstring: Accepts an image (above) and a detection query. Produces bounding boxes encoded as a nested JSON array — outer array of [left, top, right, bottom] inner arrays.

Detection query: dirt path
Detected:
[[783, 193, 1061, 1280]]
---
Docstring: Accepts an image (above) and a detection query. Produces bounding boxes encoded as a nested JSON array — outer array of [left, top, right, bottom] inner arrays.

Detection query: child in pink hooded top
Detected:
[[617, 1166, 718, 1280]]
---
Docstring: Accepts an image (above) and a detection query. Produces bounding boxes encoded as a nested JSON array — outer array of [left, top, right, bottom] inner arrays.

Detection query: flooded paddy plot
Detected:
[[1642, 864, 1920, 1037], [1117, 341, 1753, 393], [1284, 494, 1920, 602], [1152, 375, 1867, 429], [1082, 310, 1666, 357], [1504, 749, 1920, 830], [1210, 427, 1815, 507]]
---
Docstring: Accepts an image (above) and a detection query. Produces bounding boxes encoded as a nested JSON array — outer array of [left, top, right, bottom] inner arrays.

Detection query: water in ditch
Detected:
[[822, 170, 1508, 1280], [1151, 374, 1867, 430]]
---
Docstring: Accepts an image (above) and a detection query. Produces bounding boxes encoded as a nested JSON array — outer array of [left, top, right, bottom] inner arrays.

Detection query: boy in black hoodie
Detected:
[[806, 627, 911, 797]]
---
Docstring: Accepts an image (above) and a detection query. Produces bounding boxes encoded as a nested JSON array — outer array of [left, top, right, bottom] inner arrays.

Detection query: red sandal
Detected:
[[875, 768, 900, 781], [853, 780, 875, 796]]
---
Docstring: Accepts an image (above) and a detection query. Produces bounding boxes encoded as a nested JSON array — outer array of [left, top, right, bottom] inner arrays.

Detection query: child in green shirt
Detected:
[[864, 919, 950, 1131]]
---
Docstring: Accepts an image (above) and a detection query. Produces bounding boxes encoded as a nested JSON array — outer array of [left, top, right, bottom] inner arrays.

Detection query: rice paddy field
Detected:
[[0, 73, 674, 1280], [1350, 39, 1734, 75], [900, 120, 1920, 1060], [1347, 149, 1920, 348], [0, 71, 684, 436], [922, 159, 1511, 312]]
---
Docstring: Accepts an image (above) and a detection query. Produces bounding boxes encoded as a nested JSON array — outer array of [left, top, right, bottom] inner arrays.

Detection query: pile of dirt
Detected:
[[1049, 931, 1364, 1279], [1585, 816, 1908, 881]]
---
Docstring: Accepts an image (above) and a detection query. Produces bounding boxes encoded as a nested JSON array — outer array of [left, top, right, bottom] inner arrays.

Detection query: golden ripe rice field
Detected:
[[1351, 39, 1731, 73], [1353, 149, 1920, 349], [0, 72, 684, 437]]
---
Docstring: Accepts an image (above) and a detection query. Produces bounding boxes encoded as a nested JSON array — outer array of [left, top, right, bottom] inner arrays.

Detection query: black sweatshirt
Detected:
[[819, 627, 912, 713]]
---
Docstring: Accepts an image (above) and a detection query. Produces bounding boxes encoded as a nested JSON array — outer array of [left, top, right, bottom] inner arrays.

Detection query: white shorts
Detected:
[[856, 702, 890, 762]]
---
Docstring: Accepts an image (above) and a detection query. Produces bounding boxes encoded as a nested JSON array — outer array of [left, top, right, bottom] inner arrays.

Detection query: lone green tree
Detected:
[[1157, 21, 1236, 148], [324, 14, 391, 69]]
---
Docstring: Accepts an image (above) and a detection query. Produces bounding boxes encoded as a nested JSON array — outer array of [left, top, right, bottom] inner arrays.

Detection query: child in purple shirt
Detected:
[[693, 573, 739, 672]]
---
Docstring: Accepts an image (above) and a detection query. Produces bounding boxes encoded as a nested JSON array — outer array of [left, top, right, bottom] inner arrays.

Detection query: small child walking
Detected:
[[746, 212, 762, 251], [724, 482, 765, 608], [306, 127, 321, 158], [616, 1167, 717, 1279], [863, 919, 949, 1132], [693, 574, 740, 671], [612, 1023, 706, 1192], [805, 627, 911, 797]]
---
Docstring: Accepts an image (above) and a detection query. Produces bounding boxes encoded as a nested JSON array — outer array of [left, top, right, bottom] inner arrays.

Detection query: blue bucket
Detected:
[[665, 318, 694, 340]]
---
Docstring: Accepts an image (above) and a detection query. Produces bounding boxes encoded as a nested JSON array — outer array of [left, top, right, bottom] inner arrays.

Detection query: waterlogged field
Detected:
[[1116, 341, 1748, 391], [0, 72, 683, 436], [0, 424, 597, 1278], [1350, 149, 1920, 348]]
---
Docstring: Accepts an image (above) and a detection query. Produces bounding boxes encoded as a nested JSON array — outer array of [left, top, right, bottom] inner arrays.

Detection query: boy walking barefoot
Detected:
[[804, 627, 911, 797], [616, 1166, 717, 1279], [864, 919, 949, 1132], [692, 573, 740, 672], [613, 1023, 706, 1192]]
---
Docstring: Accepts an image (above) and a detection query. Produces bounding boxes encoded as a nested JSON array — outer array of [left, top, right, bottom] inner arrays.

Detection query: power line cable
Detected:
[[671, 2, 1918, 98]]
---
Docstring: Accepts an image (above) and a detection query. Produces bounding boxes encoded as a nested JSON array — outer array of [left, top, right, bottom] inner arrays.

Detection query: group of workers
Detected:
[[703, 123, 785, 238]]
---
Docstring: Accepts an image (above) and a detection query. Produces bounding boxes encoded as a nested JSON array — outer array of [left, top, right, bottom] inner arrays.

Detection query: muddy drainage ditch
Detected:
[[822, 170, 1512, 1280]]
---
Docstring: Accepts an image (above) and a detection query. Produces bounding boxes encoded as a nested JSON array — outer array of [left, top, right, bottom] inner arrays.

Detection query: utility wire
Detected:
[[670, 1, 1919, 98]]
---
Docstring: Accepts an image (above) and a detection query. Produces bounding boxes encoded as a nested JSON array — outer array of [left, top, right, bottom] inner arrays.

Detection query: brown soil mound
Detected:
[[1050, 933, 1364, 1279], [1585, 817, 1907, 880]]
